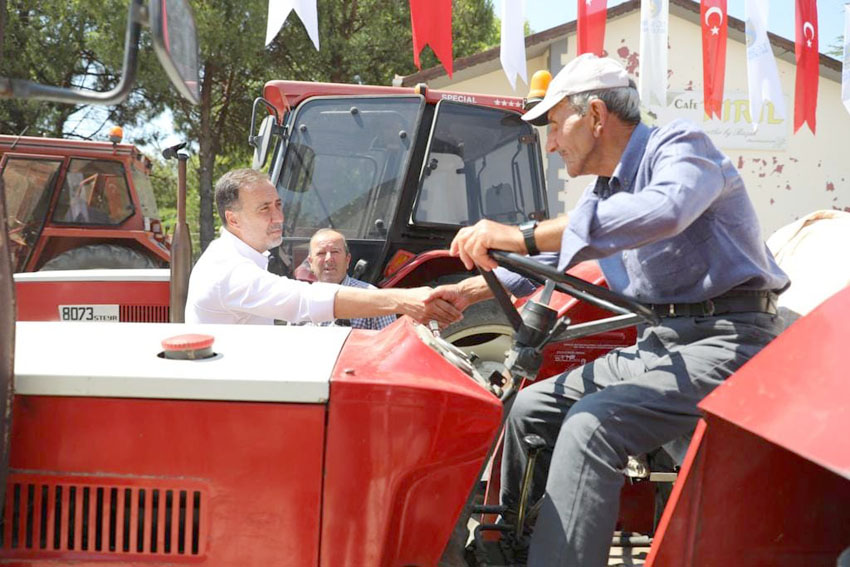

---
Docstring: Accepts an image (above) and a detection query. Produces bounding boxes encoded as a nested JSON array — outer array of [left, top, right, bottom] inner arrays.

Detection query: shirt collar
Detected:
[[219, 227, 270, 269], [603, 122, 651, 196]]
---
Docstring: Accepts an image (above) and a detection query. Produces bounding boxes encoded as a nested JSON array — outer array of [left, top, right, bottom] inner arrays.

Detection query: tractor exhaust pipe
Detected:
[[163, 143, 192, 323]]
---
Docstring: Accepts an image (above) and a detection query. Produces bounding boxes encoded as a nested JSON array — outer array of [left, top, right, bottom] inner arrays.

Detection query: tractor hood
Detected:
[[14, 322, 350, 403]]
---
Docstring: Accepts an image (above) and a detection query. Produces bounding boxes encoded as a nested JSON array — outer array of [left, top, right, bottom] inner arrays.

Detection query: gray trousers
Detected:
[[501, 311, 782, 567]]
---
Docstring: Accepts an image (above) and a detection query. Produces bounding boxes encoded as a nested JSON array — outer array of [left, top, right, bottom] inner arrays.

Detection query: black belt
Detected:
[[649, 290, 778, 318]]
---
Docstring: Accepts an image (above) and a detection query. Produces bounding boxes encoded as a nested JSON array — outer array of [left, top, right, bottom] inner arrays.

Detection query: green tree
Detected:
[[0, 0, 164, 138]]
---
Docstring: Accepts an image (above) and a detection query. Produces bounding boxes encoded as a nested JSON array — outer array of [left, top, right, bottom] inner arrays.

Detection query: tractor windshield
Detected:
[[277, 96, 424, 240], [1, 157, 62, 271], [52, 159, 135, 225], [413, 101, 546, 227]]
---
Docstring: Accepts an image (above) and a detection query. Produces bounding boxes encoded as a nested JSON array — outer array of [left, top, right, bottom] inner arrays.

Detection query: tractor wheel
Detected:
[[441, 299, 514, 374], [39, 244, 160, 271]]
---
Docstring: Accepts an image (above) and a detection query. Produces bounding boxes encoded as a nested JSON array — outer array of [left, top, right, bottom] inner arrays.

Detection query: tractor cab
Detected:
[[0, 134, 168, 273], [251, 81, 548, 287]]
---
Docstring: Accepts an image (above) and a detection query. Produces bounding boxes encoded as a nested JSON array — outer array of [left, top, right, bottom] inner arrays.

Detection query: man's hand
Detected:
[[426, 283, 472, 314], [400, 286, 463, 327], [450, 219, 524, 271]]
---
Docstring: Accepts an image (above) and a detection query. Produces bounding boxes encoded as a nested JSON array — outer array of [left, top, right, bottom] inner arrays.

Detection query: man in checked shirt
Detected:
[[307, 228, 396, 330]]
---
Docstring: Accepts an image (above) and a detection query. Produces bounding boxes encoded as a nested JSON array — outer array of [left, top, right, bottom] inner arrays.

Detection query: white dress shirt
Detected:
[[185, 228, 337, 325]]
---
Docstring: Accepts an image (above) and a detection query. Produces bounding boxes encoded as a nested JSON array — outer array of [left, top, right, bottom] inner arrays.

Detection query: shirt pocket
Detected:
[[624, 234, 709, 296]]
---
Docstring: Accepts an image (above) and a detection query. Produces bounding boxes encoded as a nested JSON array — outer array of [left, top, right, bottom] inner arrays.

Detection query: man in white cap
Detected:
[[431, 53, 788, 565]]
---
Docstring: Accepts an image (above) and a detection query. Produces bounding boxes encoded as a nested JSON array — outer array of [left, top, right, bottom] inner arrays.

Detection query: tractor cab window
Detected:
[[413, 101, 546, 227], [276, 96, 424, 241], [2, 157, 62, 272], [53, 159, 135, 225]]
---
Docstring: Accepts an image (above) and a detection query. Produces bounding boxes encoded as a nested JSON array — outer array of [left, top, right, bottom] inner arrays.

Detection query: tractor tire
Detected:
[[441, 299, 514, 373], [39, 244, 160, 271]]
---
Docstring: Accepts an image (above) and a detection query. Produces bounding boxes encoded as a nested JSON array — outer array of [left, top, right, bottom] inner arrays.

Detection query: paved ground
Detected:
[[609, 545, 650, 566]]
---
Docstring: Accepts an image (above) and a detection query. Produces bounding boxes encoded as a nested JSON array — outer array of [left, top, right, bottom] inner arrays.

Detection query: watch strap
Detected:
[[520, 221, 539, 256]]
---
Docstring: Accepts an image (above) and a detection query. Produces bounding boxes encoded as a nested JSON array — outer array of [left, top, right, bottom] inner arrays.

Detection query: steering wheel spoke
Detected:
[[489, 251, 660, 327]]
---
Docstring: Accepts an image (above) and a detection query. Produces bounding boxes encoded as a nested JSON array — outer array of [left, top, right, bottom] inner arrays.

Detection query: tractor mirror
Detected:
[[251, 116, 277, 170], [0, 0, 200, 106], [150, 0, 201, 105]]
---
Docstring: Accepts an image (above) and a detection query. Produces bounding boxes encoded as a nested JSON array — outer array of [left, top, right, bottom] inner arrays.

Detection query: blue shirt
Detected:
[[499, 120, 789, 303]]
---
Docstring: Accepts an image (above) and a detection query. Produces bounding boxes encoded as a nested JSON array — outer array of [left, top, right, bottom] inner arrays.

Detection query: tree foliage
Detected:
[[0, 0, 166, 138]]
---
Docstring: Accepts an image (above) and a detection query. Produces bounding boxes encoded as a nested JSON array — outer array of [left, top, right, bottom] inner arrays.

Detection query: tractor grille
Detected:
[[120, 304, 169, 322], [0, 474, 206, 559]]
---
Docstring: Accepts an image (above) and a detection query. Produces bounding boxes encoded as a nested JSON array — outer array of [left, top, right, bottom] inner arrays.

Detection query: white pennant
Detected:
[[744, 0, 785, 132], [500, 0, 527, 90], [638, 0, 669, 109], [265, 0, 319, 49], [842, 5, 850, 116]]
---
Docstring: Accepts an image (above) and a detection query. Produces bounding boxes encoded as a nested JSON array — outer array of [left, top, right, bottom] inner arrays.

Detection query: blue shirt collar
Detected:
[[596, 122, 651, 197]]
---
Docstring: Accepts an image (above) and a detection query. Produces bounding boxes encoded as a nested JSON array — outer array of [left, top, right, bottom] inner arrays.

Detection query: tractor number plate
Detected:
[[58, 304, 120, 322]]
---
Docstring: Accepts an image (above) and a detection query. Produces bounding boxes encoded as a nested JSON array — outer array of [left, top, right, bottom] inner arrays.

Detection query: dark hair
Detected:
[[214, 169, 270, 225]]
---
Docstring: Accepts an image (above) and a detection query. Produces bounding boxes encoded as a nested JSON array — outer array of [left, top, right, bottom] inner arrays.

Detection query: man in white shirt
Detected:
[[186, 169, 459, 326]]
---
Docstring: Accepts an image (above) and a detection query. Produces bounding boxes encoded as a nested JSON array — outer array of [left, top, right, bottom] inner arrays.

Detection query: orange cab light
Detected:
[[384, 249, 416, 278], [108, 126, 124, 144], [526, 70, 552, 102]]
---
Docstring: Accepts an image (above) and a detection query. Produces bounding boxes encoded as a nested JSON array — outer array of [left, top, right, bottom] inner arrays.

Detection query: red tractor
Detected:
[[3, 2, 849, 565], [0, 132, 169, 273]]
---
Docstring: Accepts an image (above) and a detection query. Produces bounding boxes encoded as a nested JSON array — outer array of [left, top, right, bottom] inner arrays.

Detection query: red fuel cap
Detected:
[[161, 334, 215, 360]]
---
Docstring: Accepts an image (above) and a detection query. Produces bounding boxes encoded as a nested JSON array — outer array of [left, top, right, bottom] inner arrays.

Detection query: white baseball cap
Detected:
[[522, 53, 631, 126]]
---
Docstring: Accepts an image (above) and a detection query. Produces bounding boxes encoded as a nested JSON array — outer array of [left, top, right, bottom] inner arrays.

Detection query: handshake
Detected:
[[398, 283, 470, 329], [398, 276, 495, 329], [397, 218, 534, 328]]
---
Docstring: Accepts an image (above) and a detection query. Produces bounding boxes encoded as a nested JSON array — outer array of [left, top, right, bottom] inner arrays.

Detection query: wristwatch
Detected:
[[519, 220, 539, 256]]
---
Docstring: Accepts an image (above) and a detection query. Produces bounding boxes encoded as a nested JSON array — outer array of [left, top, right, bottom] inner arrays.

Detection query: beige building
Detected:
[[400, 0, 850, 236]]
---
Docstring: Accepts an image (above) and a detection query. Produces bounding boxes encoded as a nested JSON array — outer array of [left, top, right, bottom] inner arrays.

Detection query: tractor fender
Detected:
[[378, 249, 471, 289]]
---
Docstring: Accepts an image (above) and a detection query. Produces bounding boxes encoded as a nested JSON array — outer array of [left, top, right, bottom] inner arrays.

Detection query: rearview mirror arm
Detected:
[[0, 0, 144, 106]]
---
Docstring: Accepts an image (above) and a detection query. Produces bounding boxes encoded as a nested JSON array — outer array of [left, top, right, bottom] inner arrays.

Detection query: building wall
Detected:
[[432, 11, 850, 236]]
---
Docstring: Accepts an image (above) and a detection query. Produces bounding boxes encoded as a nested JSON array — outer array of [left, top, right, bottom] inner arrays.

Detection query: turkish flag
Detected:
[[409, 0, 453, 77], [577, 0, 608, 56], [795, 0, 819, 133], [701, 0, 727, 119]]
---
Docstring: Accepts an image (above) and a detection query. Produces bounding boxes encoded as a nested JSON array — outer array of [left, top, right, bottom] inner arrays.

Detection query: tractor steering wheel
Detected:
[[479, 250, 660, 337]]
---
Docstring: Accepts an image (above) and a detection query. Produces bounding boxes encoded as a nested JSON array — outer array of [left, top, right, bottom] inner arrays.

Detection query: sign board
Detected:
[[653, 90, 788, 151]]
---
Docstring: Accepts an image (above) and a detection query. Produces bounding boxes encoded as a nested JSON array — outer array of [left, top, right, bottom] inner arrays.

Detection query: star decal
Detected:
[[711, 26, 719, 35]]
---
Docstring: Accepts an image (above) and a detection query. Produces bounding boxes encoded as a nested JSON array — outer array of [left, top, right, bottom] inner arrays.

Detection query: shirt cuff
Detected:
[[494, 266, 538, 298], [306, 282, 338, 323], [558, 227, 592, 272]]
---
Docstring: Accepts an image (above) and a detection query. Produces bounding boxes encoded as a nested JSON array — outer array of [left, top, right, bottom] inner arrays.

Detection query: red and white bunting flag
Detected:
[[639, 0, 669, 109], [500, 0, 527, 89], [265, 0, 319, 49], [843, 5, 850, 115], [577, 0, 608, 56], [701, 0, 727, 119], [794, 0, 819, 134], [745, 0, 785, 132], [409, 0, 454, 77]]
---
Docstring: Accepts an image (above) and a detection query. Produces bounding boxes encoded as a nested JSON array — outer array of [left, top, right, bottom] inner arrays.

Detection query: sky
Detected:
[[494, 0, 848, 53]]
